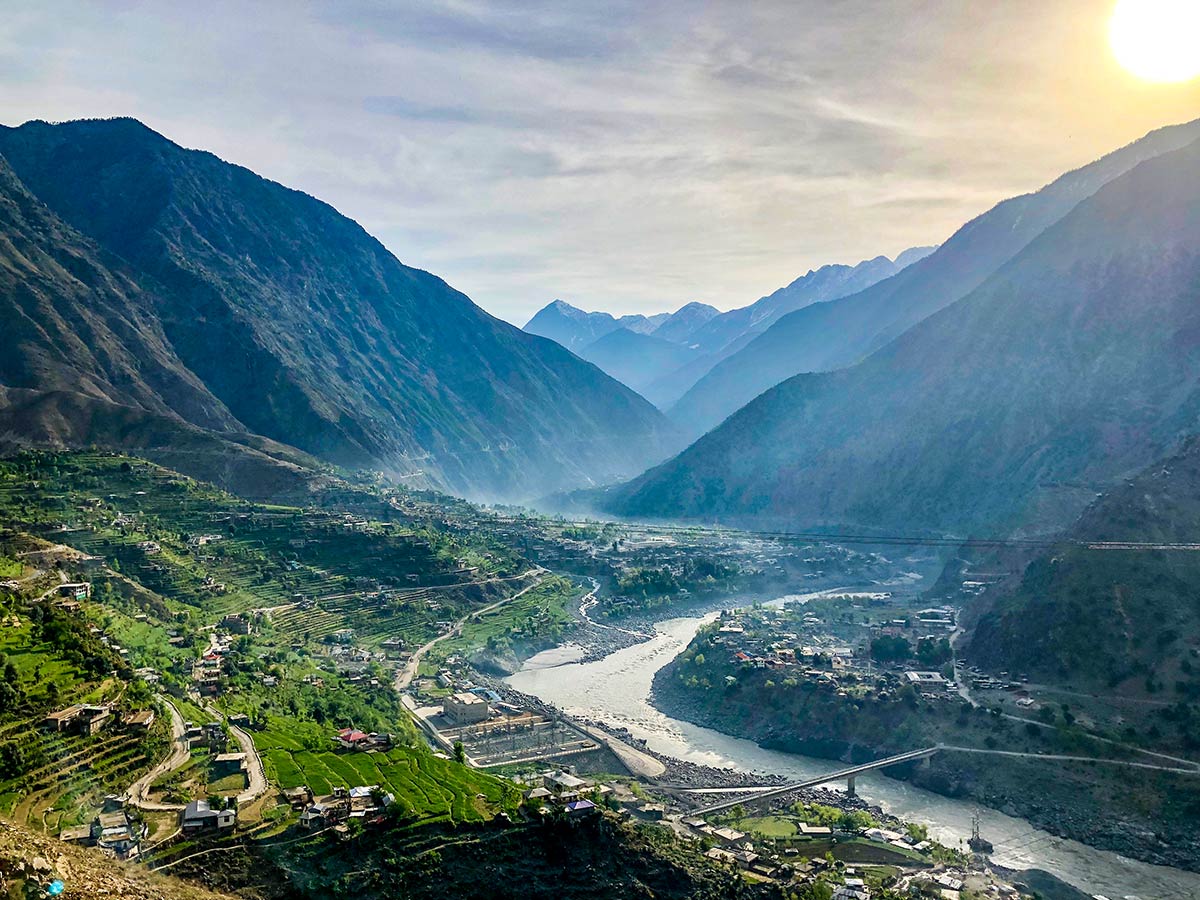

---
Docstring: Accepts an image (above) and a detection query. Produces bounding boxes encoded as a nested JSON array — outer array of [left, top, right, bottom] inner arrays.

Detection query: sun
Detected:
[[1109, 0, 1200, 82]]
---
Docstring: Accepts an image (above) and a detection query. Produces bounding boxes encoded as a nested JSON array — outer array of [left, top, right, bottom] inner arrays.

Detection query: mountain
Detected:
[[522, 300, 673, 351], [524, 299, 712, 354], [0, 118, 679, 500], [577, 328, 701, 394], [648, 301, 719, 345], [686, 253, 923, 357], [598, 134, 1200, 535], [646, 252, 930, 411], [669, 119, 1200, 438], [966, 436, 1200, 696]]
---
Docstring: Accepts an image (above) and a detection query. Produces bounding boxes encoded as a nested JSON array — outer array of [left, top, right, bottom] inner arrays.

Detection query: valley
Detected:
[[2, 23, 1200, 897], [0, 451, 1082, 900]]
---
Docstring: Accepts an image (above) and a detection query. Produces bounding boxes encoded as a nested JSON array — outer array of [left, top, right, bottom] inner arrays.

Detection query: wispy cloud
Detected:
[[1, 1, 1198, 324]]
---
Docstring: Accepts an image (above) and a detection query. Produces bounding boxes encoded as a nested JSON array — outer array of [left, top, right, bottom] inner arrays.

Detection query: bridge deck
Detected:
[[692, 746, 939, 815]]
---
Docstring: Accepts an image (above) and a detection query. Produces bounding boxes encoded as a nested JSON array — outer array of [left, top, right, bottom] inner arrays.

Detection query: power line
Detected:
[[498, 515, 1200, 552]]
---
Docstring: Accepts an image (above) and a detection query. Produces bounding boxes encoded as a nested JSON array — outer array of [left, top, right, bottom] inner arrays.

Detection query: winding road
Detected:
[[126, 697, 190, 811], [125, 695, 270, 811], [394, 568, 545, 692]]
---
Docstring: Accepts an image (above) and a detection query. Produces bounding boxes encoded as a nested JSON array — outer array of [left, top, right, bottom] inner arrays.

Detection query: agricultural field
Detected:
[[0, 451, 559, 848], [0, 608, 166, 836], [428, 574, 578, 664], [253, 718, 511, 826]]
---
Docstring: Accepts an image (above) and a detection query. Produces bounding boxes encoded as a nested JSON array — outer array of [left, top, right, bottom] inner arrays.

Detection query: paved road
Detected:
[[394, 568, 545, 692], [126, 697, 190, 811], [950, 629, 1200, 771], [940, 745, 1200, 775]]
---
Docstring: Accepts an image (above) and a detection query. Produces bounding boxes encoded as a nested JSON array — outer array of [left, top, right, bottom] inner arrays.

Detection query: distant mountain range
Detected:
[[577, 328, 702, 396], [668, 119, 1200, 438], [524, 249, 932, 408], [0, 118, 680, 501], [596, 122, 1200, 535], [522, 300, 673, 351]]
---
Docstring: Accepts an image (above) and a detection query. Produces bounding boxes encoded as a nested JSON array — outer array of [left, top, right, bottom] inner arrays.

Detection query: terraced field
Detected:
[[265, 585, 488, 649], [0, 720, 163, 833], [254, 719, 506, 826], [0, 454, 528, 842]]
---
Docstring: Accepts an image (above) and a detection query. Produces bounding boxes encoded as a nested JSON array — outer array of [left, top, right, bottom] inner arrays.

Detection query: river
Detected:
[[507, 599, 1200, 899]]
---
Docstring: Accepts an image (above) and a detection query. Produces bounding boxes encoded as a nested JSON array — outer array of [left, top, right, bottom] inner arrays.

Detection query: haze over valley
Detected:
[[2, 3, 1200, 899]]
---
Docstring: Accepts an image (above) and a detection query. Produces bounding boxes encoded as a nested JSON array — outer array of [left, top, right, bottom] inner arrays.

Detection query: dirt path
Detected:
[[126, 696, 190, 811], [394, 568, 545, 692]]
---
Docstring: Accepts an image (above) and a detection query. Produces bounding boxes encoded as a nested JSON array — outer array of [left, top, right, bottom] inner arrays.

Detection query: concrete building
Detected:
[[444, 691, 489, 724]]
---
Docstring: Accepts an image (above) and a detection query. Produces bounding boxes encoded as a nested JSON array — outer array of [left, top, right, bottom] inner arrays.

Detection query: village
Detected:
[[0, 455, 1056, 899]]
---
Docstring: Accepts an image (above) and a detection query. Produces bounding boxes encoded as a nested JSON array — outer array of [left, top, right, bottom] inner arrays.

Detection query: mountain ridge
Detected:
[[597, 133, 1200, 535], [0, 117, 679, 501], [668, 117, 1200, 437]]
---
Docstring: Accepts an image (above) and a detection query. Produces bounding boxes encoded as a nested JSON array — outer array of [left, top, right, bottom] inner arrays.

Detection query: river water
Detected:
[[507, 600, 1200, 899]]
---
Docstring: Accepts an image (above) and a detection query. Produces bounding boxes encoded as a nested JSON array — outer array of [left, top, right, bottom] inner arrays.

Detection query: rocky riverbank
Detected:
[[651, 659, 1200, 873]]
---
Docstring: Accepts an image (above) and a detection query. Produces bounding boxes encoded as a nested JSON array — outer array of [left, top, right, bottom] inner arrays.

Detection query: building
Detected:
[[334, 728, 392, 751], [56, 582, 91, 601], [443, 692, 489, 724], [705, 847, 758, 870], [212, 752, 247, 777], [709, 826, 746, 845], [43, 704, 84, 732], [219, 614, 253, 635], [564, 799, 598, 817], [282, 786, 313, 809], [181, 799, 236, 835], [123, 709, 156, 731], [93, 810, 141, 859], [543, 770, 589, 796], [798, 823, 832, 836], [299, 802, 342, 829], [44, 704, 112, 735]]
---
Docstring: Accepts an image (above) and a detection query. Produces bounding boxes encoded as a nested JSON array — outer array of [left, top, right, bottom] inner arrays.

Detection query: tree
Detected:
[[453, 740, 465, 764], [870, 635, 912, 662]]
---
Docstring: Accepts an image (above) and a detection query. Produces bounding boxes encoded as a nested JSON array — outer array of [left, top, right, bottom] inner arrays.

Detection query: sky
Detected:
[[2, 1, 1199, 325]]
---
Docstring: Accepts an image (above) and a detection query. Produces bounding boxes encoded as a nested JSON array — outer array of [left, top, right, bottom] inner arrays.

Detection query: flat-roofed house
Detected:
[[444, 692, 489, 724]]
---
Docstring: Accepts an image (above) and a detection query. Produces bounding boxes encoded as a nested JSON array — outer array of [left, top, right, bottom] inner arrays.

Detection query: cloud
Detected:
[[2, 1, 1198, 324]]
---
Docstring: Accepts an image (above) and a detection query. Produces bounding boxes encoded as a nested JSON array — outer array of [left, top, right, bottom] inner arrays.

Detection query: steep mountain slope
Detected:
[[669, 118, 1200, 437], [600, 135, 1200, 535], [0, 151, 322, 496], [0, 820, 237, 900], [967, 437, 1200, 695], [0, 118, 678, 500], [0, 154, 234, 431], [577, 328, 700, 394]]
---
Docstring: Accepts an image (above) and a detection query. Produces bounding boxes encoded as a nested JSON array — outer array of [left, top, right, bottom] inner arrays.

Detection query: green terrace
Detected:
[[0, 452, 545, 840], [0, 606, 167, 837], [0, 453, 529, 646], [254, 717, 508, 827]]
